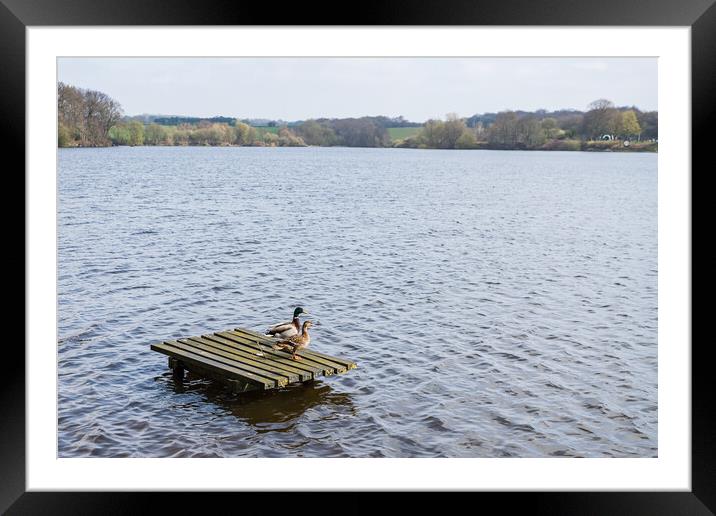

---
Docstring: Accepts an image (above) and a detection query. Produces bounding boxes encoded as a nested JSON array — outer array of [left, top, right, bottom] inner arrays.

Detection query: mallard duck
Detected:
[[265, 306, 308, 339], [273, 320, 313, 360]]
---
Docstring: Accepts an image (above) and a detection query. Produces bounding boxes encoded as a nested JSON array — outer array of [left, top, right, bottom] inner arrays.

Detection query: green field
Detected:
[[387, 127, 422, 141], [253, 126, 280, 134]]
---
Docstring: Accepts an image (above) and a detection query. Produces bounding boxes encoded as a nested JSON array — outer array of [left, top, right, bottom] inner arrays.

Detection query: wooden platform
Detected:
[[151, 326, 357, 393]]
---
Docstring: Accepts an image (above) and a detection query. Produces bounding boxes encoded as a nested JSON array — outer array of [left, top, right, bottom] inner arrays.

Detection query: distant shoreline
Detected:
[[58, 142, 658, 153], [58, 83, 658, 153]]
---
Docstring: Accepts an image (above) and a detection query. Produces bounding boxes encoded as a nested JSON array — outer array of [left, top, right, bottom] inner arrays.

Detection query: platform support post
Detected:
[[169, 357, 185, 381]]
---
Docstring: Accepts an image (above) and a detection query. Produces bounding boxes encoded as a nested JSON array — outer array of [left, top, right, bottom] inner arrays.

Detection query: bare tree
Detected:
[[582, 99, 619, 140], [588, 99, 615, 111], [58, 83, 123, 146]]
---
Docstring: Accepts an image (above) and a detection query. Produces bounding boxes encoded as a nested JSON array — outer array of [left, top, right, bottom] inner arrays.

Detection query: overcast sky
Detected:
[[58, 57, 657, 121]]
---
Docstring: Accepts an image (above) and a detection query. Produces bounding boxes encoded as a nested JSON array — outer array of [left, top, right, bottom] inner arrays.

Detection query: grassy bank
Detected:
[[580, 140, 658, 152], [393, 138, 657, 152], [541, 139, 657, 152]]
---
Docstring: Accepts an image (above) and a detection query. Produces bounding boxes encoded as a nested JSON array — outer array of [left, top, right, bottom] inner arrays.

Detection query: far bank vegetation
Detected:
[[58, 83, 657, 152]]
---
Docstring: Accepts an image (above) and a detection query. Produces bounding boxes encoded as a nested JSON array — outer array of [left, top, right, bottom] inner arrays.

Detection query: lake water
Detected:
[[58, 146, 657, 458]]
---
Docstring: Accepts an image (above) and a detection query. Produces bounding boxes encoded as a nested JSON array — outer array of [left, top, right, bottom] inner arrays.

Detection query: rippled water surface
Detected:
[[58, 146, 657, 457]]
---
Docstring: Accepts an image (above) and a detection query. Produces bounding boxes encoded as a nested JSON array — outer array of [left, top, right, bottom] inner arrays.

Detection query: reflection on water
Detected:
[[58, 146, 657, 457], [163, 372, 356, 428]]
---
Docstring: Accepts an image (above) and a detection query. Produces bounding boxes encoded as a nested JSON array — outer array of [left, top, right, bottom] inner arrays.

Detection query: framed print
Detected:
[[7, 0, 710, 513]]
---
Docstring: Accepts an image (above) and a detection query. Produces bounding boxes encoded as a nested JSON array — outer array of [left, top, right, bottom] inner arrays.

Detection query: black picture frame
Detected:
[[5, 0, 708, 513]]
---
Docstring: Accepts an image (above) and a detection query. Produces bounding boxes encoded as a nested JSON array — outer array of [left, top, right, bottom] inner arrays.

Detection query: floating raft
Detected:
[[151, 326, 357, 393]]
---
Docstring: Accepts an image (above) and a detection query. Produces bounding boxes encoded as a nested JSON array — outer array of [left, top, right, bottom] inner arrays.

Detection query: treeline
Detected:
[[395, 100, 657, 151], [295, 118, 391, 147], [57, 82, 305, 148], [292, 116, 428, 147], [464, 105, 657, 141], [107, 121, 305, 147], [57, 83, 657, 151]]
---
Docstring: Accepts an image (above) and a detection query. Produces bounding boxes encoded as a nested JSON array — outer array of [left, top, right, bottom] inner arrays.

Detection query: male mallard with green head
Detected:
[[273, 320, 313, 360], [265, 306, 308, 339]]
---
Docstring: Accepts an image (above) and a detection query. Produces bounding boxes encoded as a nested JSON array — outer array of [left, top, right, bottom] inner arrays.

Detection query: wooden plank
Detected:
[[185, 336, 301, 383], [169, 339, 289, 386], [240, 325, 356, 368], [190, 335, 308, 379], [170, 355, 257, 393], [210, 331, 325, 377], [179, 337, 298, 384], [201, 334, 317, 381], [230, 329, 348, 373], [234, 327, 356, 371], [294, 349, 356, 370], [215, 331, 333, 375], [226, 329, 343, 372], [155, 341, 274, 388], [151, 342, 274, 389], [218, 331, 338, 375]]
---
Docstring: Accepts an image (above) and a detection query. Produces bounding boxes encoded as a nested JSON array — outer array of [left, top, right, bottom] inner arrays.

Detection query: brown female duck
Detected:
[[273, 320, 313, 360]]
